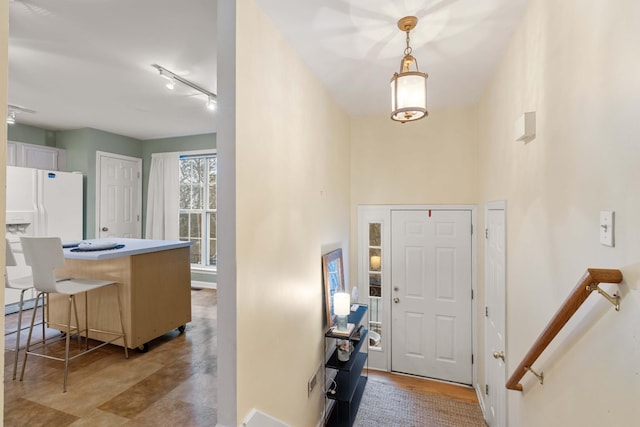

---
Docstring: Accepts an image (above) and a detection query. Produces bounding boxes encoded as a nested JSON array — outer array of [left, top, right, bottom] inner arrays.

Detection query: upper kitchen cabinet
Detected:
[[7, 141, 67, 171]]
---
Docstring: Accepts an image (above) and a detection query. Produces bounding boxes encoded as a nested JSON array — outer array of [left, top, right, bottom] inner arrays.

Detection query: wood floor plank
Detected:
[[366, 369, 480, 404]]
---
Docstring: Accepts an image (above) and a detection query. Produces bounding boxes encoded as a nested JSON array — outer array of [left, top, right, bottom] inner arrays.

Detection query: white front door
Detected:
[[485, 203, 506, 427], [96, 152, 142, 238], [391, 209, 472, 384]]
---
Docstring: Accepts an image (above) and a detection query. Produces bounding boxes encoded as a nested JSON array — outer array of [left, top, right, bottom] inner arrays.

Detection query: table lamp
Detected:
[[334, 292, 351, 332]]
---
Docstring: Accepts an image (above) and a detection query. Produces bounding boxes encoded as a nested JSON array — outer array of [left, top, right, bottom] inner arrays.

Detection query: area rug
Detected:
[[354, 379, 486, 427]]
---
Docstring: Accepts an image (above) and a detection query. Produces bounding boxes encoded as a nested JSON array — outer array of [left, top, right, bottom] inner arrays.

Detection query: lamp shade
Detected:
[[334, 292, 351, 316], [390, 71, 428, 123]]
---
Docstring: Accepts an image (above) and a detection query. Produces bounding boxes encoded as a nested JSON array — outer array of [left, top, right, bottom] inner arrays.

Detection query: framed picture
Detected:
[[322, 248, 346, 331]]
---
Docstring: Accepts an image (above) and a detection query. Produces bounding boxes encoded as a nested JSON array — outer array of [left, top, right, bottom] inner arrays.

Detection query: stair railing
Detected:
[[506, 268, 623, 391]]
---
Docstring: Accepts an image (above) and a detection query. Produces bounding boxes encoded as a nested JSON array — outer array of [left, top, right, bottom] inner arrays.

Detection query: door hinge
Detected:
[[471, 289, 474, 300], [485, 228, 489, 239], [137, 214, 140, 221], [471, 224, 474, 235], [137, 171, 141, 179], [472, 353, 474, 364], [486, 384, 489, 395], [485, 306, 489, 317]]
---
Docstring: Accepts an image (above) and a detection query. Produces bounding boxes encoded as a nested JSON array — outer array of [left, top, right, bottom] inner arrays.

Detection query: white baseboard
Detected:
[[191, 280, 216, 289], [241, 409, 289, 427]]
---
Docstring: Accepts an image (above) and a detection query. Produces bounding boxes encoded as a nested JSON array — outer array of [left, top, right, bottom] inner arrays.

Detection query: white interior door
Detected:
[[96, 151, 142, 238], [485, 204, 506, 427], [391, 209, 472, 384]]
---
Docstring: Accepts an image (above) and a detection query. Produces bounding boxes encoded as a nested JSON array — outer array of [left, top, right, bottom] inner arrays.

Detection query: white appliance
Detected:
[[5, 166, 83, 306]]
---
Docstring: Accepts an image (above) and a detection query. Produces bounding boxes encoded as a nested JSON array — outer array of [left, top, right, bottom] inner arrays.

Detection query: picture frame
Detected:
[[322, 248, 346, 331]]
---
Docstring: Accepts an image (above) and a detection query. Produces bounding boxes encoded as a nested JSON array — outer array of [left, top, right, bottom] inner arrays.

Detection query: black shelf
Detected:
[[325, 327, 368, 370], [326, 376, 368, 427], [326, 350, 367, 402], [325, 305, 368, 339]]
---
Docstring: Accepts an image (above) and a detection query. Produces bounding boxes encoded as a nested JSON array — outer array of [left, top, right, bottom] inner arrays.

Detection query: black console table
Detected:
[[324, 304, 368, 426]]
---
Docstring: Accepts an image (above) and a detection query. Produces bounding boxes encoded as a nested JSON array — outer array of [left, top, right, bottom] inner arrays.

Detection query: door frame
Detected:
[[482, 200, 507, 426], [357, 204, 477, 386], [95, 151, 142, 238]]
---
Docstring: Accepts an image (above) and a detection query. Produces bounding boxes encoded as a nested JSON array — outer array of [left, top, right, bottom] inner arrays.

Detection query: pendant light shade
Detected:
[[390, 16, 428, 123]]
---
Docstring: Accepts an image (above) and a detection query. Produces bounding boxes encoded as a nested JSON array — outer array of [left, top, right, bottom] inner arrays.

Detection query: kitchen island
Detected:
[[50, 238, 192, 350]]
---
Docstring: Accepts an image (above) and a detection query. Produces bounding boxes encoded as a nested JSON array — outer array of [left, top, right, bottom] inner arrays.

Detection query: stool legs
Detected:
[[20, 292, 45, 382], [11, 288, 28, 380], [19, 287, 128, 392]]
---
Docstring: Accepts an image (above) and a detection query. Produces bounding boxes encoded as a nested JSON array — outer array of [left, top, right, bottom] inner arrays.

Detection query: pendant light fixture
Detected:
[[390, 16, 428, 123]]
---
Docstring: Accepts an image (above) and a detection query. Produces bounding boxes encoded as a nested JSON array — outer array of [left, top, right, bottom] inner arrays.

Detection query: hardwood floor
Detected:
[[4, 289, 481, 426], [365, 369, 480, 404]]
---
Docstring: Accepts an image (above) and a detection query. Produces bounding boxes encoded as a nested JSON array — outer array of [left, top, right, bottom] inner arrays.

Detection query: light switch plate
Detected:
[[599, 211, 615, 247]]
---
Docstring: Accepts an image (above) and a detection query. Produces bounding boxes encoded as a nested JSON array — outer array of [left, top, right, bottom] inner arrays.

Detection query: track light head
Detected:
[[206, 96, 216, 111]]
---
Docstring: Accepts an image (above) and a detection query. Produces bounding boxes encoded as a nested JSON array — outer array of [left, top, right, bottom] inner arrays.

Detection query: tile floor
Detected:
[[4, 288, 218, 426]]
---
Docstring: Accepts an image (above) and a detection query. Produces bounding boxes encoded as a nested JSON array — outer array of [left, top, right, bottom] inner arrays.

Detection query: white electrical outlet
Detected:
[[599, 211, 615, 247]]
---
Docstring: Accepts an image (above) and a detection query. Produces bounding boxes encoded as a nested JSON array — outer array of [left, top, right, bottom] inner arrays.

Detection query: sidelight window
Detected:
[[368, 222, 382, 349]]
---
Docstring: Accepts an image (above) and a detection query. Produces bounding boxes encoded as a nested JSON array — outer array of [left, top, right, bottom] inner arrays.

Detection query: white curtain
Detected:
[[145, 152, 180, 240]]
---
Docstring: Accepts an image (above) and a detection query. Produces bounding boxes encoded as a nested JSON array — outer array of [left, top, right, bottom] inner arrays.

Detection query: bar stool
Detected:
[[19, 236, 128, 392], [4, 238, 40, 380]]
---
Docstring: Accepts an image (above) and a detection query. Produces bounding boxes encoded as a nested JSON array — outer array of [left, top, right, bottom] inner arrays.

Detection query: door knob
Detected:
[[493, 351, 505, 361], [393, 297, 400, 303], [101, 227, 109, 232]]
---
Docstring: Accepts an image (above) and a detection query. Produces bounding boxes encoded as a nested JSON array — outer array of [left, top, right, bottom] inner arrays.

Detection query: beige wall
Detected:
[[351, 108, 478, 206], [477, 0, 640, 425], [233, 1, 351, 425]]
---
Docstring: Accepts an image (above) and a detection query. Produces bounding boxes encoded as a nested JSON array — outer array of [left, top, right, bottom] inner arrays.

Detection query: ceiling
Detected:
[[8, 0, 528, 141]]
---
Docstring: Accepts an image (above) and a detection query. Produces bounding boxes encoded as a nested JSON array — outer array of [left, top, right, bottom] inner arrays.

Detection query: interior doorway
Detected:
[[95, 151, 142, 238]]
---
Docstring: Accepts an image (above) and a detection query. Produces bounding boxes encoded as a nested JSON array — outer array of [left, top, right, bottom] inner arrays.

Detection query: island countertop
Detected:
[[53, 237, 192, 350], [63, 238, 192, 261]]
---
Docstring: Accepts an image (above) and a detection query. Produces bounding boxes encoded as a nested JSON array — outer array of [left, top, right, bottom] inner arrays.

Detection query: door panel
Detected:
[[391, 209, 472, 384], [98, 153, 141, 238], [485, 206, 506, 427]]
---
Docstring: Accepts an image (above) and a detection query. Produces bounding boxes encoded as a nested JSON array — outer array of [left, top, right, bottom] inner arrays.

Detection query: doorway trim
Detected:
[[357, 204, 477, 386], [95, 151, 142, 238]]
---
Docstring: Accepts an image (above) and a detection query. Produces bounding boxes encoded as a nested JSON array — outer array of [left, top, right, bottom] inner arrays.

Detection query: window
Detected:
[[368, 222, 382, 350], [179, 154, 216, 269]]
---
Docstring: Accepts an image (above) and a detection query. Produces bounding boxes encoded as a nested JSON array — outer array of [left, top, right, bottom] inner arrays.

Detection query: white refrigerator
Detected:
[[6, 166, 83, 306]]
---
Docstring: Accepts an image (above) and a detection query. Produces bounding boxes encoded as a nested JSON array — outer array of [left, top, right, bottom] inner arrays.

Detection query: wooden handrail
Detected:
[[505, 268, 623, 391]]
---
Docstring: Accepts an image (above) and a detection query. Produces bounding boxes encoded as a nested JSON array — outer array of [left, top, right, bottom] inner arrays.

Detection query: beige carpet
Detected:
[[354, 379, 486, 427]]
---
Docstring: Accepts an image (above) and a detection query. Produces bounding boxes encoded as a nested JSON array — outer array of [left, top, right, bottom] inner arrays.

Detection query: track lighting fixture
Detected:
[[151, 64, 217, 112], [7, 104, 36, 125]]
